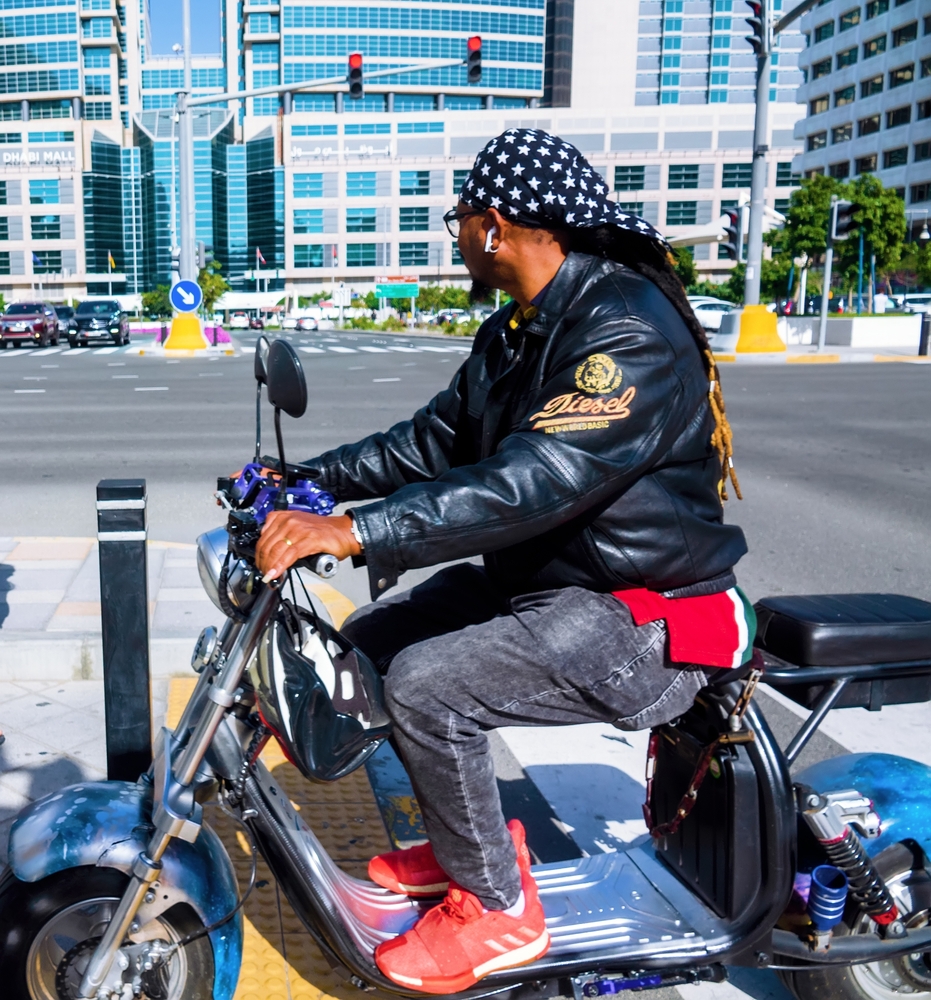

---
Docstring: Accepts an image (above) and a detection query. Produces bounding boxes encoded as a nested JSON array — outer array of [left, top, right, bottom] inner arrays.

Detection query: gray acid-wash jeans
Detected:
[[340, 563, 707, 910]]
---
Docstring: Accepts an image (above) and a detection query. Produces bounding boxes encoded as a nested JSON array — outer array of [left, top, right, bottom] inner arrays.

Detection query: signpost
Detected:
[[169, 279, 203, 314]]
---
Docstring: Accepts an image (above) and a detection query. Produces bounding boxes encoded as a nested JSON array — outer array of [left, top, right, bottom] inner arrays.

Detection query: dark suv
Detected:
[[0, 302, 59, 348], [70, 300, 130, 348]]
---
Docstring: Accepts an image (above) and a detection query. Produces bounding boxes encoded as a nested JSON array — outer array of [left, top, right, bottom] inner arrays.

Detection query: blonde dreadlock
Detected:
[[569, 228, 743, 504]]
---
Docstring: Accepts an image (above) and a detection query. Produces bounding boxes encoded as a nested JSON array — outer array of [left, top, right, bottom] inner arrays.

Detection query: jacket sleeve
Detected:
[[351, 312, 698, 599], [303, 364, 467, 502]]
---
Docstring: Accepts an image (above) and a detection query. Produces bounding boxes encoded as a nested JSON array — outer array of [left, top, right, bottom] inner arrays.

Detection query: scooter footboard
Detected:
[[8, 780, 243, 1000]]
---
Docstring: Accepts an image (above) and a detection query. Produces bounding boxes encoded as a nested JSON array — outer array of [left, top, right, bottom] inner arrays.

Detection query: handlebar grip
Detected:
[[313, 554, 339, 579]]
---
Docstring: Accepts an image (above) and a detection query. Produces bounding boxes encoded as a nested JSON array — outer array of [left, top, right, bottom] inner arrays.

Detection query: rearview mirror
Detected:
[[254, 334, 269, 385], [266, 338, 307, 418]]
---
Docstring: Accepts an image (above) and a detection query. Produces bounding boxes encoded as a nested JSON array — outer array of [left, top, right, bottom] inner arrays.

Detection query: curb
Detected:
[[714, 351, 931, 365]]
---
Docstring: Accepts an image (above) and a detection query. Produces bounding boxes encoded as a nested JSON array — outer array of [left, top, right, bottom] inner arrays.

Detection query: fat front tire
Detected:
[[779, 843, 931, 1000], [0, 867, 215, 1000]]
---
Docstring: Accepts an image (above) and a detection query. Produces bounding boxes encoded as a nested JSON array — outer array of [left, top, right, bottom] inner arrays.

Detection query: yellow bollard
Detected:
[[735, 304, 786, 353], [163, 313, 209, 351]]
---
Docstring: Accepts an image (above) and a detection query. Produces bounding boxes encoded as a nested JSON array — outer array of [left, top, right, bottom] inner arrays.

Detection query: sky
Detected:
[[148, 0, 221, 56]]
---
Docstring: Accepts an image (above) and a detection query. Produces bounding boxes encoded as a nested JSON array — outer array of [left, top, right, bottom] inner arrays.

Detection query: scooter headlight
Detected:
[[196, 526, 257, 614]]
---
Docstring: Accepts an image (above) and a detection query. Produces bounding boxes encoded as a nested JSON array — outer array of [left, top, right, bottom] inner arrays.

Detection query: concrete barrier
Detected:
[[777, 314, 922, 350]]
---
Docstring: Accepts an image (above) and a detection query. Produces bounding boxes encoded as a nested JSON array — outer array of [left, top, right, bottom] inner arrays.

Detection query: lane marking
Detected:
[[358, 346, 390, 353], [135, 386, 169, 391], [97, 347, 120, 355], [328, 346, 357, 353], [199, 372, 224, 377], [418, 346, 456, 353], [299, 346, 325, 354], [387, 346, 420, 353], [14, 388, 45, 393], [107, 362, 125, 367], [33, 347, 62, 356], [373, 377, 401, 382], [63, 348, 89, 355], [112, 375, 138, 379], [240, 346, 256, 353]]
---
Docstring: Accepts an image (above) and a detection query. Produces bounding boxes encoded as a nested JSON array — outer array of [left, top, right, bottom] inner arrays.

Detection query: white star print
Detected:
[[595, 183, 605, 194], [508, 205, 519, 215], [508, 185, 521, 200], [476, 186, 486, 199], [518, 144, 530, 155], [513, 163, 525, 176], [493, 174, 505, 187], [528, 176, 540, 190], [496, 151, 509, 164], [575, 193, 585, 205], [636, 220, 650, 230], [617, 213, 630, 221], [533, 159, 542, 168], [504, 134, 516, 143], [557, 194, 566, 205], [549, 163, 562, 172], [580, 179, 588, 191], [537, 147, 550, 157], [481, 164, 490, 176], [566, 212, 575, 222], [558, 149, 569, 160], [490, 195, 501, 208], [542, 190, 556, 204], [527, 199, 539, 212], [563, 175, 575, 188]]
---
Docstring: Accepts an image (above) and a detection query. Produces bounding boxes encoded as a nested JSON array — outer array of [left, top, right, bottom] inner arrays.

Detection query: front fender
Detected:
[[8, 780, 242, 1000], [796, 753, 931, 865]]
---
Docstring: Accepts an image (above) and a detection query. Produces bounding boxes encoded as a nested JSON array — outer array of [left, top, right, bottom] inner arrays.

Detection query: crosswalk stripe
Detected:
[[387, 346, 420, 353], [96, 347, 120, 355], [357, 346, 390, 353], [33, 347, 62, 356], [0, 350, 27, 358], [62, 347, 89, 355], [299, 346, 325, 354], [240, 346, 256, 353], [417, 346, 456, 353], [328, 346, 357, 353]]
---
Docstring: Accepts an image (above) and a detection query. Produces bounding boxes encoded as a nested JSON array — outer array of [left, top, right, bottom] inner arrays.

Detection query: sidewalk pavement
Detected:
[[713, 343, 931, 364]]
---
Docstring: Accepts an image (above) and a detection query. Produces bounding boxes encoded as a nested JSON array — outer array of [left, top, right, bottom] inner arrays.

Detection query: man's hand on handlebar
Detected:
[[255, 510, 361, 582]]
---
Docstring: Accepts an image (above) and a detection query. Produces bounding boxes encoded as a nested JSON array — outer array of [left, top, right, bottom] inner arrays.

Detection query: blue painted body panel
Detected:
[[796, 753, 931, 864], [8, 780, 243, 1000]]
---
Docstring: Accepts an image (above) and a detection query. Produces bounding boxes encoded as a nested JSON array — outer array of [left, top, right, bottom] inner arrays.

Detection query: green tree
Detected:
[[767, 173, 844, 262], [142, 285, 172, 317], [834, 175, 906, 291], [198, 260, 230, 315], [672, 246, 697, 288], [416, 283, 471, 312]]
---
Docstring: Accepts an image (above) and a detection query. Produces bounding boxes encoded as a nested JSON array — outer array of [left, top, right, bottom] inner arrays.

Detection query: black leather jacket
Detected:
[[307, 252, 747, 601]]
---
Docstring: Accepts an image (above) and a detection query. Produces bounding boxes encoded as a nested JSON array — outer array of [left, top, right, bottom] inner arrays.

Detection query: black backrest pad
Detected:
[[754, 593, 931, 667]]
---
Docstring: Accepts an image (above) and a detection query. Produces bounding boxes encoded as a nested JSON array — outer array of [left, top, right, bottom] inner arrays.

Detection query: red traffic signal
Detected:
[[467, 35, 482, 83], [348, 52, 364, 99], [744, 0, 765, 55]]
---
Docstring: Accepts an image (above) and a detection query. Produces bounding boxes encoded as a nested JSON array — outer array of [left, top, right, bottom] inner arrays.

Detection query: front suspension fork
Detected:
[[78, 584, 280, 999]]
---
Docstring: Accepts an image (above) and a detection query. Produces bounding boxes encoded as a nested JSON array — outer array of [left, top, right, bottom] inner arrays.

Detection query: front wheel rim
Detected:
[[25, 895, 189, 1000]]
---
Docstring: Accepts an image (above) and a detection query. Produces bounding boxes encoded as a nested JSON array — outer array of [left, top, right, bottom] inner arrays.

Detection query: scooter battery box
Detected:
[[651, 720, 760, 920]]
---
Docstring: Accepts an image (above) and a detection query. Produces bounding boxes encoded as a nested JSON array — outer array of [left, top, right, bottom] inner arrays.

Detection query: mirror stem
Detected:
[[273, 407, 289, 510], [254, 382, 262, 463]]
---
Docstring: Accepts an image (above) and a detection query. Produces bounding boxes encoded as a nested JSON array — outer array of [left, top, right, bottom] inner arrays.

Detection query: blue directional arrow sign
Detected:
[[170, 279, 203, 313]]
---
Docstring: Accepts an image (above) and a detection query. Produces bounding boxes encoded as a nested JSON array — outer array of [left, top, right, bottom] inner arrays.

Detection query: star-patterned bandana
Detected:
[[458, 128, 668, 245]]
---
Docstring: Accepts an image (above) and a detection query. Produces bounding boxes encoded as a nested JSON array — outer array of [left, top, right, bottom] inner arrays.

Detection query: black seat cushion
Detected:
[[754, 593, 931, 667]]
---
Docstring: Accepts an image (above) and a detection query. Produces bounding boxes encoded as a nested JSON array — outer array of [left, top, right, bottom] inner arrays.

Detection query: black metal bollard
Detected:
[[920, 313, 930, 357], [97, 479, 152, 780]]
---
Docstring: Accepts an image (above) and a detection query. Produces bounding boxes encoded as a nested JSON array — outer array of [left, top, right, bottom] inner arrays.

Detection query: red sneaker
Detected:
[[369, 841, 450, 897], [375, 821, 549, 994]]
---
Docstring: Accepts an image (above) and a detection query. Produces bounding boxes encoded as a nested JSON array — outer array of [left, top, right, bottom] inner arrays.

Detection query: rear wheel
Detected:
[[0, 867, 214, 1000], [779, 843, 931, 1000]]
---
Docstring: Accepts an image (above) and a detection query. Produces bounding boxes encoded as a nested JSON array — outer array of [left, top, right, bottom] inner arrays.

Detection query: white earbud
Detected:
[[484, 226, 499, 254]]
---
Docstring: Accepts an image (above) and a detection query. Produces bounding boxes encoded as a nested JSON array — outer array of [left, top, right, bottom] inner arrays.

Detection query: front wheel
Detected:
[[0, 867, 215, 1000], [779, 843, 931, 1000]]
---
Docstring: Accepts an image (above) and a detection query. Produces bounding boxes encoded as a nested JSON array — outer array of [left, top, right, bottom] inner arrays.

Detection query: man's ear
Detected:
[[482, 207, 508, 252]]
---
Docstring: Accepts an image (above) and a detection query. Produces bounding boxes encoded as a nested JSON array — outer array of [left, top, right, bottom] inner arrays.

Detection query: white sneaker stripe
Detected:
[[483, 939, 508, 954], [472, 930, 550, 979]]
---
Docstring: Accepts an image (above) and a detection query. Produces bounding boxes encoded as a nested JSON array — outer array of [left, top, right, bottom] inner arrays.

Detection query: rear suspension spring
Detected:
[[822, 828, 898, 923]]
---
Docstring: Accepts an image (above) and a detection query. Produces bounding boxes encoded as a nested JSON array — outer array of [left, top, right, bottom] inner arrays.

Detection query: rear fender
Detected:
[[795, 753, 931, 864], [8, 780, 242, 1000]]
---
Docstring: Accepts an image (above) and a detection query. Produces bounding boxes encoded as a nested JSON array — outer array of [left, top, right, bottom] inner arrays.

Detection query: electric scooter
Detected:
[[4, 337, 931, 1000]]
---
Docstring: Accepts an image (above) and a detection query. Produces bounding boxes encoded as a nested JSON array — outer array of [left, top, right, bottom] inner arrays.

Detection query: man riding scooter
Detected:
[[255, 129, 751, 994]]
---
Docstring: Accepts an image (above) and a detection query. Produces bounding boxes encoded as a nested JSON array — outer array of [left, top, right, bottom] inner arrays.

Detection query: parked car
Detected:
[[53, 305, 75, 336], [229, 312, 250, 330], [687, 296, 738, 332], [281, 316, 298, 330], [249, 316, 265, 330], [70, 300, 129, 348], [0, 301, 59, 348], [436, 308, 468, 325], [901, 293, 931, 314], [296, 316, 318, 331]]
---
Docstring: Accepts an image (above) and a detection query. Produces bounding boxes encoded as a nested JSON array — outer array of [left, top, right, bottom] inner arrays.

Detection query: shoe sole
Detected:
[[368, 872, 450, 897], [382, 929, 551, 994]]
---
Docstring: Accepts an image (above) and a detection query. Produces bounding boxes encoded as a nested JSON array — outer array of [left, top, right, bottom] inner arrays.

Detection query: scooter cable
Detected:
[[157, 793, 259, 957]]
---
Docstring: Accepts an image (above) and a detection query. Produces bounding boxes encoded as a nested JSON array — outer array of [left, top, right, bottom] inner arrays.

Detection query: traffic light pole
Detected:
[[177, 0, 196, 283], [817, 195, 838, 352], [743, 0, 771, 307]]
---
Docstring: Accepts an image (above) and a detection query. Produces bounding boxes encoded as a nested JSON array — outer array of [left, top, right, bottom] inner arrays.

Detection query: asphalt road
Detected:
[[0, 332, 929, 610]]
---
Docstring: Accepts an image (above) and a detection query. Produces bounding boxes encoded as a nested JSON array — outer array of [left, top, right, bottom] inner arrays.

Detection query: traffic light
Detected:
[[196, 241, 206, 269], [467, 36, 482, 84], [720, 208, 740, 261], [348, 52, 363, 100], [170, 246, 180, 282], [744, 0, 766, 56], [831, 199, 855, 240]]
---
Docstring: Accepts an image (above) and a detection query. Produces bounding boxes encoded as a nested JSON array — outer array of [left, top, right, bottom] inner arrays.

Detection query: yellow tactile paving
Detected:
[[167, 667, 390, 1000]]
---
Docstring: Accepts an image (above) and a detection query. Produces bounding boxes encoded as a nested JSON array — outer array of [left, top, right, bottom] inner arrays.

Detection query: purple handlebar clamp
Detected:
[[231, 462, 336, 524]]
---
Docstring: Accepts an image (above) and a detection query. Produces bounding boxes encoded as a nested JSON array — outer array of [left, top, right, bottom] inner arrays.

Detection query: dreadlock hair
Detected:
[[569, 225, 742, 502]]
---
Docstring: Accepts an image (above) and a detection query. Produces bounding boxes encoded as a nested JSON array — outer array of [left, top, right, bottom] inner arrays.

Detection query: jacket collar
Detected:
[[524, 252, 606, 338]]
